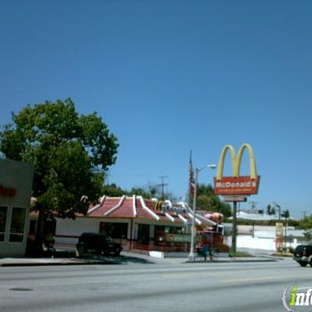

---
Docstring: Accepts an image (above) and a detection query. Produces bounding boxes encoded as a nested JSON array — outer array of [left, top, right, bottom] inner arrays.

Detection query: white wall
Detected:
[[0, 159, 34, 257], [227, 235, 276, 251], [55, 217, 132, 246], [55, 217, 99, 245]]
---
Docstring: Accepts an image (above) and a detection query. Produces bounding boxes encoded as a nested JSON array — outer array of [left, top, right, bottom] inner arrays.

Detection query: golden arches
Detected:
[[216, 143, 257, 180], [154, 200, 164, 212], [216, 145, 236, 179]]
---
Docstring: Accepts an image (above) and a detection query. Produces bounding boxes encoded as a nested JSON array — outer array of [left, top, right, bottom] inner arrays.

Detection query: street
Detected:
[[0, 257, 310, 312]]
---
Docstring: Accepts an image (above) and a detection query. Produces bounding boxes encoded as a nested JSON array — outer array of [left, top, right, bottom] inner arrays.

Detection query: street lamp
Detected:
[[188, 163, 216, 261], [274, 202, 281, 219]]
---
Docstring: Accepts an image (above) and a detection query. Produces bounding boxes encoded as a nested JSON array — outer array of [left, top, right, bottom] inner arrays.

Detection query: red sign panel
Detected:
[[214, 176, 260, 195], [0, 184, 17, 197]]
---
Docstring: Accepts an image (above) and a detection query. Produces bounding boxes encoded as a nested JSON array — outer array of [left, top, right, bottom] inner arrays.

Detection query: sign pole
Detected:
[[231, 201, 237, 255], [213, 143, 260, 257]]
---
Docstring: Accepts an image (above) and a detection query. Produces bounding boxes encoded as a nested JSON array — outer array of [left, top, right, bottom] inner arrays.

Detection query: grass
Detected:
[[229, 251, 253, 258]]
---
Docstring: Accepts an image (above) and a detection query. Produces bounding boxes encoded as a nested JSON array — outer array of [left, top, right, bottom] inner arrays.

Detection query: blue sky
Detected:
[[1, 0, 311, 219]]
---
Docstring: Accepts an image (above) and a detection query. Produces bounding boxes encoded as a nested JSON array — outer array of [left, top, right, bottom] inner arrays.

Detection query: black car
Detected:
[[76, 232, 122, 257], [293, 244, 312, 267]]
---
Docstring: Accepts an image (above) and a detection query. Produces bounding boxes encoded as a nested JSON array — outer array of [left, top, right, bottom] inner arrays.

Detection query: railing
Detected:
[[132, 242, 189, 253], [133, 242, 151, 253]]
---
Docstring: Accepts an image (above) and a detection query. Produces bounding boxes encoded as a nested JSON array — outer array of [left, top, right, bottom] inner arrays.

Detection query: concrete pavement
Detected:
[[0, 250, 280, 267]]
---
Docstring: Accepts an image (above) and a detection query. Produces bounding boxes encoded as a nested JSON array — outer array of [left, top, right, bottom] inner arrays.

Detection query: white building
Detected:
[[0, 159, 34, 257], [226, 211, 306, 252]]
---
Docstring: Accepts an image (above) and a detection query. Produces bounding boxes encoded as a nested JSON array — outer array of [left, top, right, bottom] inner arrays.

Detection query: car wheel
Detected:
[[298, 261, 308, 267]]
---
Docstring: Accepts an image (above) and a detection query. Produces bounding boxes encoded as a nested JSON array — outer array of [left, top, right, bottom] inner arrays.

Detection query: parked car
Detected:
[[76, 232, 122, 257], [293, 244, 312, 267]]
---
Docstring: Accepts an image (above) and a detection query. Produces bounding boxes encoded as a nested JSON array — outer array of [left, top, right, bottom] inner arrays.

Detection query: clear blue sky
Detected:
[[1, 1, 311, 219]]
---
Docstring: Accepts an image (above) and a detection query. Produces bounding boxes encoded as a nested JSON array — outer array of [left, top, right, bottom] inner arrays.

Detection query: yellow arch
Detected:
[[216, 145, 236, 179], [216, 143, 257, 179], [234, 143, 257, 179]]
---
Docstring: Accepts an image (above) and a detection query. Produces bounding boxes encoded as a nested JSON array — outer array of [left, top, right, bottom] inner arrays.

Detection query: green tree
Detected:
[[130, 187, 153, 199], [299, 215, 312, 229], [281, 210, 290, 219], [0, 98, 118, 252], [102, 183, 125, 197], [298, 215, 312, 242], [267, 204, 272, 215], [129, 182, 174, 200], [195, 184, 232, 218]]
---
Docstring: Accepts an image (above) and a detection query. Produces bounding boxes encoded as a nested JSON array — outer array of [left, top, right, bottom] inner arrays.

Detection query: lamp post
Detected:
[[274, 203, 281, 220], [188, 164, 216, 261]]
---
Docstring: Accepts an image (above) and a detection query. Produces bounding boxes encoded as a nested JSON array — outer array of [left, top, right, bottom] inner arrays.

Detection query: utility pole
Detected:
[[157, 175, 168, 200], [249, 201, 257, 213]]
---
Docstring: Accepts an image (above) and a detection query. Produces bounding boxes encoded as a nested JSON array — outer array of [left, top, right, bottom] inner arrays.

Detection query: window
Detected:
[[99, 222, 128, 239], [0, 206, 8, 241], [138, 224, 150, 244], [9, 207, 26, 242]]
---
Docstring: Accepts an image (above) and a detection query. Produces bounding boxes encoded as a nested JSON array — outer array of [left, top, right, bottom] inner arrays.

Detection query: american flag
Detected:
[[189, 151, 195, 195]]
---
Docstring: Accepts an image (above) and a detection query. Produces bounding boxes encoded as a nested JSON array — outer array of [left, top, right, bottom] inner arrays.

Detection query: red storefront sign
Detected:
[[0, 184, 17, 197], [214, 176, 260, 195]]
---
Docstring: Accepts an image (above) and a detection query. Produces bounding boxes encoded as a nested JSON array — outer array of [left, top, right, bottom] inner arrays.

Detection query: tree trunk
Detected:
[[33, 205, 45, 257]]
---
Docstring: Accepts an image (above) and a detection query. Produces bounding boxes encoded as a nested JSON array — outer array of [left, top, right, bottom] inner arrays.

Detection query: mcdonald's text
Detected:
[[214, 176, 260, 195]]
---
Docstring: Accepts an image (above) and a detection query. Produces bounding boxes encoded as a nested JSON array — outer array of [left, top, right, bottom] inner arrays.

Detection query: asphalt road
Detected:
[[0, 257, 310, 312]]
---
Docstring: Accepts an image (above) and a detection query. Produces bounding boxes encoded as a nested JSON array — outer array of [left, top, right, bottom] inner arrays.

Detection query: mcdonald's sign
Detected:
[[154, 200, 164, 212], [214, 143, 260, 195]]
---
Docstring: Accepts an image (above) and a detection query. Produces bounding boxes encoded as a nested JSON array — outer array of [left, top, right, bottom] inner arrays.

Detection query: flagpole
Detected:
[[188, 167, 199, 261], [188, 150, 193, 207], [188, 161, 217, 261]]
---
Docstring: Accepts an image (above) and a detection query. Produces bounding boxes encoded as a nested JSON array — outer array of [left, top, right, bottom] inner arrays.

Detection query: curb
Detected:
[[184, 258, 278, 264], [0, 257, 122, 267], [0, 256, 278, 267]]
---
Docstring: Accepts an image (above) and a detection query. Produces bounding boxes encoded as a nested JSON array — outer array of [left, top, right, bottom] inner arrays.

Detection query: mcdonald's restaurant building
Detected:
[[0, 159, 34, 257], [50, 195, 216, 255]]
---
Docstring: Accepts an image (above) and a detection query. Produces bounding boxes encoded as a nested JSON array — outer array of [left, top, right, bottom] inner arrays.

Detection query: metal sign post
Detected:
[[231, 201, 237, 255]]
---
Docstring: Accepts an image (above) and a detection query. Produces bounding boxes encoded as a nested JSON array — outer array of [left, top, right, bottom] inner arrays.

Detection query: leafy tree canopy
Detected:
[[102, 182, 174, 201], [298, 215, 312, 230], [102, 183, 126, 197], [297, 215, 312, 242], [195, 184, 232, 218], [0, 98, 119, 219]]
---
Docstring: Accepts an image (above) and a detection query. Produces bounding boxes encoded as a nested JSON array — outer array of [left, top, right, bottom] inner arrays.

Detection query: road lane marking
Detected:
[[221, 276, 283, 283], [163, 272, 218, 279]]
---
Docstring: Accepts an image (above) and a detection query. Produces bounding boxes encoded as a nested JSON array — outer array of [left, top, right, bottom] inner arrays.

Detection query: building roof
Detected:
[[86, 195, 216, 227], [229, 211, 287, 221]]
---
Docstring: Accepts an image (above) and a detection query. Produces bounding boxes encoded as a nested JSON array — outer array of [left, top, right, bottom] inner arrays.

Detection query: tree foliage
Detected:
[[298, 215, 312, 241], [0, 98, 119, 221], [102, 182, 174, 200], [194, 184, 232, 218], [102, 183, 126, 197], [299, 215, 312, 230]]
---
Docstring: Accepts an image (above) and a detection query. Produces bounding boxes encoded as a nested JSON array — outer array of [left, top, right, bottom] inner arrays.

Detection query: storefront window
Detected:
[[9, 207, 26, 242], [138, 224, 150, 244], [0, 206, 8, 241], [99, 222, 128, 239]]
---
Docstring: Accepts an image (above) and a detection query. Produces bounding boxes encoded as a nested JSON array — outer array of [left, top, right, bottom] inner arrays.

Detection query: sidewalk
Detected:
[[0, 251, 279, 267]]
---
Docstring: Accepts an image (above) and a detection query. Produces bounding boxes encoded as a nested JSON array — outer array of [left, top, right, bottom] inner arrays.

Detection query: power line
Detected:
[[157, 175, 168, 200]]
